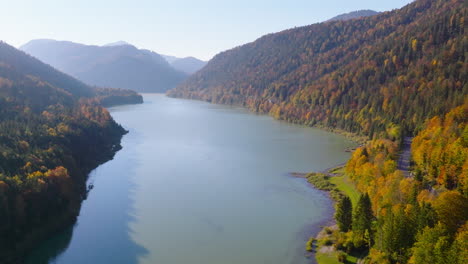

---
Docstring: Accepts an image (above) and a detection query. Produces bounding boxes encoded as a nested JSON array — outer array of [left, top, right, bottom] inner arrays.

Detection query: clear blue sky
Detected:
[[1, 0, 413, 60]]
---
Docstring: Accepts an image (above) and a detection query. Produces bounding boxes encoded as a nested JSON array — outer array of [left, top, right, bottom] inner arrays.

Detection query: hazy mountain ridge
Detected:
[[160, 54, 207, 74], [21, 40, 187, 92], [326, 9, 380, 22], [170, 56, 207, 74], [161, 54, 179, 64], [103, 40, 132, 47]]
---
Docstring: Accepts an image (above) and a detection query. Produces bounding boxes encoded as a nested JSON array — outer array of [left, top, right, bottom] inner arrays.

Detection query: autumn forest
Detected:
[[1, 0, 467, 263]]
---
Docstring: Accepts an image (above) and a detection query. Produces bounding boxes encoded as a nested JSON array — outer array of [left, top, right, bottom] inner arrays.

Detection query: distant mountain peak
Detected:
[[326, 10, 380, 22], [20, 39, 60, 50], [103, 41, 132, 47], [161, 54, 179, 64], [161, 54, 207, 74]]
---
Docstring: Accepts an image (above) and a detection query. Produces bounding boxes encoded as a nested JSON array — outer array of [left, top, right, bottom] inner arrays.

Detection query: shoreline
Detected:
[[289, 169, 339, 263], [166, 94, 368, 146], [289, 163, 360, 264]]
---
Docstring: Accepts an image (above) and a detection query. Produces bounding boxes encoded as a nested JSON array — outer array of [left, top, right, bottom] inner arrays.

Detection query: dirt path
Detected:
[[397, 137, 413, 178]]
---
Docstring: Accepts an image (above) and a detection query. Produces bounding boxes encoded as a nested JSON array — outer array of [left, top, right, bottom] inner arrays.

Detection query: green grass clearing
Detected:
[[329, 173, 360, 207], [316, 251, 358, 264], [316, 252, 341, 264]]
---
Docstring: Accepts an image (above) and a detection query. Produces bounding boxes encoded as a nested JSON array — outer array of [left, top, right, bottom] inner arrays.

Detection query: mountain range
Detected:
[[20, 40, 194, 92], [100, 42, 207, 74]]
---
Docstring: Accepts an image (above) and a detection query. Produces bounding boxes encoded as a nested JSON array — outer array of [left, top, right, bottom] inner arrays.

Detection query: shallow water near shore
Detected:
[[26, 94, 354, 264]]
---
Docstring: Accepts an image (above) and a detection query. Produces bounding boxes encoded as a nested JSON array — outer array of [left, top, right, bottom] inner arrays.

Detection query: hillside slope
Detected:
[[1, 41, 93, 97], [21, 40, 187, 92], [169, 0, 466, 138]]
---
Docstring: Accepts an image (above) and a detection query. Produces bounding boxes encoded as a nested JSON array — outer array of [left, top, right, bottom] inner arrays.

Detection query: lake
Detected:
[[26, 94, 355, 264]]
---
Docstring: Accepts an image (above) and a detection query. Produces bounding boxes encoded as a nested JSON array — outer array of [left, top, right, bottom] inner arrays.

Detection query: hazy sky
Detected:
[[1, 0, 413, 60]]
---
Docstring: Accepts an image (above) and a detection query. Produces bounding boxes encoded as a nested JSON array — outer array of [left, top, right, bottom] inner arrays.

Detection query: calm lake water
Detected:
[[27, 94, 354, 264]]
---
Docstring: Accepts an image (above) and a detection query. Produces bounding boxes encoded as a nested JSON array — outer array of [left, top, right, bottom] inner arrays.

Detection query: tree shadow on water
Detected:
[[25, 226, 74, 264], [25, 133, 149, 264], [25, 206, 149, 264]]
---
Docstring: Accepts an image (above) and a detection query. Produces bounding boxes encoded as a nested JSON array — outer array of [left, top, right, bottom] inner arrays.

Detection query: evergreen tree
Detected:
[[335, 196, 353, 232], [417, 202, 437, 230], [352, 193, 373, 248], [378, 206, 415, 263], [353, 193, 373, 232]]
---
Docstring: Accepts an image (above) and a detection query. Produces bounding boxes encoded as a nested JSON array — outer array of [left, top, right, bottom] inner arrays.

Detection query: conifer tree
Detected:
[[352, 193, 373, 247], [335, 196, 353, 232]]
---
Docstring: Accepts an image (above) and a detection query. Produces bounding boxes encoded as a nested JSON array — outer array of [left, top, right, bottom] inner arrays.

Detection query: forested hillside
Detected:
[[0, 41, 132, 262], [21, 40, 187, 93], [345, 101, 467, 263], [169, 0, 466, 139], [0, 42, 143, 106], [93, 87, 143, 107], [0, 42, 93, 98]]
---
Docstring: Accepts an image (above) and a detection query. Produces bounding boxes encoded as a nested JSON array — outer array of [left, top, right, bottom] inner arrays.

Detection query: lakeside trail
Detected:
[[397, 137, 413, 178]]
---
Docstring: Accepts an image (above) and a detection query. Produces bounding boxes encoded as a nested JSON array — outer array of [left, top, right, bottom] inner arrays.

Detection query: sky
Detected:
[[1, 0, 414, 61]]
